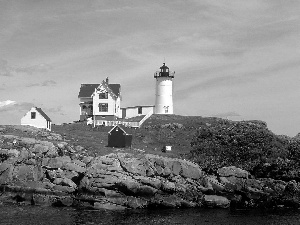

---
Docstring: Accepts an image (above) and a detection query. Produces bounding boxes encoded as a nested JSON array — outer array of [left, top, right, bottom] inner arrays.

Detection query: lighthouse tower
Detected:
[[154, 63, 175, 114]]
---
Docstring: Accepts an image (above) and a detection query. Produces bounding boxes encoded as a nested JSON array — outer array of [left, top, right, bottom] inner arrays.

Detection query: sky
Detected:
[[0, 0, 300, 136]]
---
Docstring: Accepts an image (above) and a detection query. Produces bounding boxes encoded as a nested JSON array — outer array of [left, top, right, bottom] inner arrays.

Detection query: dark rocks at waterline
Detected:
[[1, 130, 300, 210]]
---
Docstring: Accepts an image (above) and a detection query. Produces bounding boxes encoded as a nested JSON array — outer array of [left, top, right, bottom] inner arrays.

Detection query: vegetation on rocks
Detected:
[[187, 119, 300, 181]]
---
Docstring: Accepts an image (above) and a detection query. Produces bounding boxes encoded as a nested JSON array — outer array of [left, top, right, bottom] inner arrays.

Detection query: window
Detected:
[[99, 92, 108, 99], [99, 103, 108, 112], [164, 106, 169, 113], [31, 112, 36, 119], [138, 107, 142, 114]]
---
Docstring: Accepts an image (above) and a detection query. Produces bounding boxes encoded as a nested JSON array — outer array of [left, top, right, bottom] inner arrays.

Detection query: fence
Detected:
[[93, 109, 153, 128]]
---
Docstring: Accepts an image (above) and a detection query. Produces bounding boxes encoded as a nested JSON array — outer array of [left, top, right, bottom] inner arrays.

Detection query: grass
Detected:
[[51, 114, 230, 159]]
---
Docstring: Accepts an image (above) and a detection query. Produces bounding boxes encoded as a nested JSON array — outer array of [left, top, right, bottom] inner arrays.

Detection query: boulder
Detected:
[[12, 165, 44, 183], [0, 163, 14, 184], [63, 162, 86, 173], [7, 149, 19, 158], [281, 180, 300, 207], [44, 156, 71, 169], [204, 195, 230, 208], [217, 166, 249, 179], [94, 202, 127, 210]]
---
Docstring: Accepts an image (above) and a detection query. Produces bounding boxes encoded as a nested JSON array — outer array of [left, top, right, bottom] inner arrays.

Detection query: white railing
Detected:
[[138, 109, 153, 127], [93, 109, 153, 128]]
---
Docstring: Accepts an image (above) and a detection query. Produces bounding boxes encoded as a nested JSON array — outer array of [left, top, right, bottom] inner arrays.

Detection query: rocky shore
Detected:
[[1, 125, 300, 210]]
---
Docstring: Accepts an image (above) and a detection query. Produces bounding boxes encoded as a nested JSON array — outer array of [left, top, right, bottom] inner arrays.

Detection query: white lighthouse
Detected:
[[154, 63, 175, 114]]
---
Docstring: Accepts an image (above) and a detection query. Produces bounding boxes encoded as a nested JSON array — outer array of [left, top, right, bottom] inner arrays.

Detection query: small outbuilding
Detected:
[[108, 125, 132, 148], [21, 107, 52, 131]]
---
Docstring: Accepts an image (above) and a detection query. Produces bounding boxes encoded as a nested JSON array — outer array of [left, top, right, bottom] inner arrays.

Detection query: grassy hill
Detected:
[[52, 114, 300, 180]]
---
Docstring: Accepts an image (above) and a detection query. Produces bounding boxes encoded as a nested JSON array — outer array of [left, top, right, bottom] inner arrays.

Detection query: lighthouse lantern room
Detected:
[[154, 63, 175, 114]]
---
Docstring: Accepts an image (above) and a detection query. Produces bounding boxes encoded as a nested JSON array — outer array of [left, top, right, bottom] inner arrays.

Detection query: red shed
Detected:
[[107, 125, 132, 148]]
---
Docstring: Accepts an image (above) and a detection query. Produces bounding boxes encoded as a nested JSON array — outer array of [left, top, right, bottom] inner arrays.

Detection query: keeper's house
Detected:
[[78, 78, 121, 125], [21, 107, 52, 131]]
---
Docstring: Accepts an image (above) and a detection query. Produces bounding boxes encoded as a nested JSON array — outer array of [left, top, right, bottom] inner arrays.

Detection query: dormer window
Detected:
[[99, 92, 108, 99]]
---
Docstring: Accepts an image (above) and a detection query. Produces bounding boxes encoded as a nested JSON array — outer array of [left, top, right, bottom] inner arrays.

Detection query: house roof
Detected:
[[121, 105, 154, 109], [78, 83, 121, 98], [35, 107, 51, 121], [78, 84, 99, 98], [108, 124, 130, 135]]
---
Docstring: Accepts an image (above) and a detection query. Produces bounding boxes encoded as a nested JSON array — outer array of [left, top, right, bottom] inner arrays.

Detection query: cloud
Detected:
[[0, 101, 33, 112], [15, 63, 53, 75], [0, 100, 16, 108], [26, 80, 57, 87], [176, 75, 256, 100], [0, 59, 13, 77], [43, 105, 66, 115], [0, 59, 53, 77], [0, 101, 35, 125]]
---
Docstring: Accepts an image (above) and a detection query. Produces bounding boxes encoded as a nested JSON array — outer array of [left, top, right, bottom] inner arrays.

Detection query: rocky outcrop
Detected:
[[1, 125, 300, 210], [76, 153, 204, 209]]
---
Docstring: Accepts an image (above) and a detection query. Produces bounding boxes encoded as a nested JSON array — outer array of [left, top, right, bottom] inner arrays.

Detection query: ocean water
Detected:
[[1, 203, 300, 225]]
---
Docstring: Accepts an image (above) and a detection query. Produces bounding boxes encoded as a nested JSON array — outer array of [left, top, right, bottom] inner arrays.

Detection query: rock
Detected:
[[32, 194, 55, 206], [7, 149, 19, 158], [180, 162, 202, 180], [203, 176, 225, 192], [24, 158, 37, 165], [53, 185, 75, 193], [94, 202, 127, 210], [44, 156, 71, 169], [59, 196, 74, 206], [12, 165, 44, 183], [204, 195, 230, 208], [66, 145, 75, 153], [0, 163, 14, 184], [281, 180, 300, 207], [217, 166, 249, 179], [119, 157, 148, 176], [57, 142, 68, 150], [53, 177, 77, 189], [75, 145, 84, 151], [19, 137, 37, 146], [161, 180, 176, 193], [82, 156, 93, 165], [124, 196, 149, 209], [63, 162, 86, 173], [19, 148, 29, 161]]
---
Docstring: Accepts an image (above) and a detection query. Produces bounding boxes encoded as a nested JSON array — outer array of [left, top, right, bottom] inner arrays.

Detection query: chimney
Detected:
[[106, 77, 109, 84]]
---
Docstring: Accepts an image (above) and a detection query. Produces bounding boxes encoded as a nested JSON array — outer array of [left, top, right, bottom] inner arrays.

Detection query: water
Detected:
[[1, 203, 300, 225]]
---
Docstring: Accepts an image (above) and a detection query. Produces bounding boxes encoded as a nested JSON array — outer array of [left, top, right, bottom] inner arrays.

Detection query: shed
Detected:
[[108, 125, 132, 148], [21, 107, 52, 131]]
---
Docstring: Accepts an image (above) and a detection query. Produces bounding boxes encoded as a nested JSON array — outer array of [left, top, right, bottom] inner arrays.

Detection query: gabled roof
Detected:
[[121, 105, 154, 109], [78, 83, 121, 98], [108, 124, 130, 135], [78, 84, 99, 98], [108, 84, 121, 97], [35, 107, 51, 121]]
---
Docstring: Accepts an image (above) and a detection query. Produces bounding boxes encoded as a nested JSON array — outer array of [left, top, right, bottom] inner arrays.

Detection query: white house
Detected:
[[121, 105, 154, 119], [21, 107, 52, 131], [78, 77, 121, 125]]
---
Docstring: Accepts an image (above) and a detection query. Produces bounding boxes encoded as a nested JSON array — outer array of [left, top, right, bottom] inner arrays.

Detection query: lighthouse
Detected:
[[154, 63, 175, 114]]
